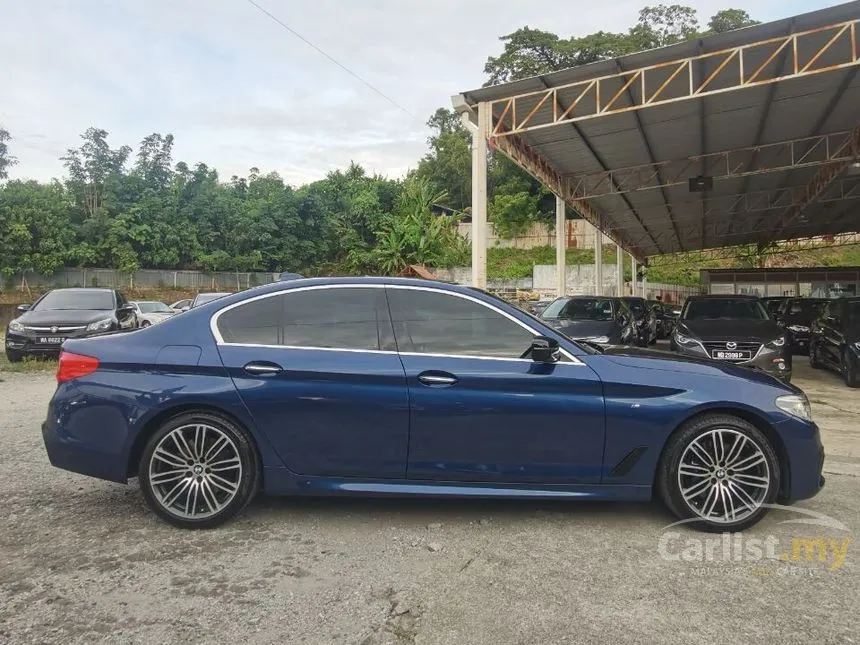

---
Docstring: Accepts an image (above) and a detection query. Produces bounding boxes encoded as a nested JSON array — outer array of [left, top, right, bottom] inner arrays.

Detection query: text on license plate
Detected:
[[712, 350, 750, 360], [38, 337, 66, 345]]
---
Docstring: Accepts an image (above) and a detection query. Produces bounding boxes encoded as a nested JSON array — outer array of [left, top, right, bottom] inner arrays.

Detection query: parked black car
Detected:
[[670, 295, 791, 382], [620, 297, 657, 346], [776, 297, 828, 354], [4, 288, 138, 362], [539, 296, 638, 345], [648, 299, 675, 339], [809, 297, 860, 387], [761, 296, 789, 317]]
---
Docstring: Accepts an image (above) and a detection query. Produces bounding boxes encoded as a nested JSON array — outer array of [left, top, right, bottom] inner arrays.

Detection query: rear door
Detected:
[[215, 285, 410, 478], [386, 286, 606, 484]]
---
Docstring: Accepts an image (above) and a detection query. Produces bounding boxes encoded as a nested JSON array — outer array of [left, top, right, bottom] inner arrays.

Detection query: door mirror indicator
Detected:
[[530, 336, 560, 363]]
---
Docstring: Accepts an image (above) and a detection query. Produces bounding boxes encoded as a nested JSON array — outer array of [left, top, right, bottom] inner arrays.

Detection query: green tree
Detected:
[[707, 9, 759, 34], [0, 127, 15, 181]]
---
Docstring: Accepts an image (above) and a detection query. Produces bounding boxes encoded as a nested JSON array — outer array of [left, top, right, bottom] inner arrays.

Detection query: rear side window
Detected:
[[216, 287, 383, 350], [387, 288, 534, 358], [281, 288, 382, 350]]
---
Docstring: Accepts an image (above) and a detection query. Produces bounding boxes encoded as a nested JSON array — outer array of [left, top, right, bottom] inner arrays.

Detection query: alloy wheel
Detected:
[[148, 423, 243, 519], [677, 428, 771, 524]]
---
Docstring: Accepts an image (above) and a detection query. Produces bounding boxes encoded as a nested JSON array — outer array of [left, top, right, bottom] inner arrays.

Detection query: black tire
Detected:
[[809, 341, 822, 369], [5, 349, 23, 363], [141, 320, 151, 328], [138, 411, 260, 529], [657, 413, 780, 533], [843, 350, 859, 388]]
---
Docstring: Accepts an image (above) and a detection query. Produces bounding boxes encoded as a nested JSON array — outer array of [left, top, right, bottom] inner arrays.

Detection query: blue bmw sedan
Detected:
[[42, 278, 824, 531]]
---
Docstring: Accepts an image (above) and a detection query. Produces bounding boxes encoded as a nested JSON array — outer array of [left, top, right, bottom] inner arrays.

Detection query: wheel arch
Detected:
[[653, 405, 790, 499], [126, 403, 264, 483]]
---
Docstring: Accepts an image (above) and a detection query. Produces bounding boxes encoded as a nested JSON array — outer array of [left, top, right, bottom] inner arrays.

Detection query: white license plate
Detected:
[[712, 350, 750, 360], [38, 337, 66, 345]]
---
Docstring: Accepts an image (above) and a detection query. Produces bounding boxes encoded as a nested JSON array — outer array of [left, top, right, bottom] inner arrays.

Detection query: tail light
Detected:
[[57, 351, 100, 383]]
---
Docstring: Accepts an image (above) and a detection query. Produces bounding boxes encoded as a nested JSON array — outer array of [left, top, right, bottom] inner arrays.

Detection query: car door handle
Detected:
[[417, 372, 458, 386], [243, 362, 282, 375]]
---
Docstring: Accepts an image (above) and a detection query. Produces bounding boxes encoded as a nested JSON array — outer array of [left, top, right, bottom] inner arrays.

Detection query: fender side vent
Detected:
[[610, 446, 648, 477]]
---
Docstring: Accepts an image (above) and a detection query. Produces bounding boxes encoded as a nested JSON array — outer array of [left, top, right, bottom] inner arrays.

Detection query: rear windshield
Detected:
[[33, 290, 114, 311], [684, 298, 768, 321], [542, 298, 614, 321]]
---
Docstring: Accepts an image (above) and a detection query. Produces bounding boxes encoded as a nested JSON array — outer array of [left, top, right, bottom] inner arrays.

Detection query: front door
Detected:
[[386, 286, 606, 484], [215, 286, 409, 479]]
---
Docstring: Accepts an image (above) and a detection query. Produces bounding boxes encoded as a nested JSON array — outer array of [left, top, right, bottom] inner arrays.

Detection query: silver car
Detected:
[[129, 301, 177, 327]]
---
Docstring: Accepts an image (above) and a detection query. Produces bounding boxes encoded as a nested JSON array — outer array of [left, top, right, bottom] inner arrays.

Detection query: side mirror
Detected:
[[530, 336, 560, 363], [16, 304, 31, 313]]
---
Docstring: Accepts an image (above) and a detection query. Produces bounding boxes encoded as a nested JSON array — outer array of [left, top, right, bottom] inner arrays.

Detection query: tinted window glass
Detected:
[[34, 290, 114, 311], [551, 298, 614, 321], [622, 298, 645, 316], [218, 295, 282, 345], [683, 298, 768, 321], [388, 289, 534, 358], [282, 288, 381, 350]]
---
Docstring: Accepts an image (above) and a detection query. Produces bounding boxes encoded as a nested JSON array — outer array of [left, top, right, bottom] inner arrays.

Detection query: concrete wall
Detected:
[[533, 264, 622, 295], [457, 220, 612, 249]]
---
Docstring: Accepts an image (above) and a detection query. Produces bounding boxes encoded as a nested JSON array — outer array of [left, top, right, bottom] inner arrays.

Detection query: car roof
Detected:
[[49, 287, 113, 293], [687, 294, 760, 300]]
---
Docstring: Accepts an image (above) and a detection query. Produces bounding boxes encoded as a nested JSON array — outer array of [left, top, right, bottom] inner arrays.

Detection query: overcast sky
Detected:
[[1, 0, 839, 184]]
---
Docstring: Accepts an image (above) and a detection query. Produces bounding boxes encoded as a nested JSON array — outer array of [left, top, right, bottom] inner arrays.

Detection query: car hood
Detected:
[[14, 309, 114, 326], [783, 312, 818, 326], [599, 346, 798, 392], [546, 319, 614, 338], [679, 319, 780, 342]]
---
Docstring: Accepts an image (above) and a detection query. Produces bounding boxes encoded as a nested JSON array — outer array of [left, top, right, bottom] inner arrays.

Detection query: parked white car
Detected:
[[169, 299, 192, 313], [130, 301, 177, 327]]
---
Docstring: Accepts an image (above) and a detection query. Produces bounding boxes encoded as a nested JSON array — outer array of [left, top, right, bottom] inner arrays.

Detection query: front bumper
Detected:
[[5, 327, 105, 356], [779, 420, 825, 503], [786, 329, 811, 352], [674, 341, 792, 380]]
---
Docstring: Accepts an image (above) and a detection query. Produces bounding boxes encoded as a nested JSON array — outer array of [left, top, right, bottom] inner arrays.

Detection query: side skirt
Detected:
[[262, 467, 652, 502]]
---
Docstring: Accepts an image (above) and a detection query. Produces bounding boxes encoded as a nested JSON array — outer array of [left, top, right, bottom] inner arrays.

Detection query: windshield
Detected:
[[623, 299, 645, 316], [193, 293, 229, 306], [762, 299, 785, 314], [33, 290, 114, 311], [684, 298, 768, 321], [137, 302, 172, 313], [786, 299, 826, 316], [542, 298, 614, 321]]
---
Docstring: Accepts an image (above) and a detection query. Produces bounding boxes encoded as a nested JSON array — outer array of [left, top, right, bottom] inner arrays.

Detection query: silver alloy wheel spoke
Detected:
[[678, 428, 770, 524], [148, 423, 243, 520]]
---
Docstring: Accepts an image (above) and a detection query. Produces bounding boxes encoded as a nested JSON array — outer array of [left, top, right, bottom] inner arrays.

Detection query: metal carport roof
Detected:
[[455, 1, 860, 262]]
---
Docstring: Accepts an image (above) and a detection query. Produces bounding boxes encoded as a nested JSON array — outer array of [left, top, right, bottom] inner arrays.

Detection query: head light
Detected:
[[673, 329, 695, 345], [8, 319, 25, 333], [86, 317, 113, 333], [770, 336, 786, 347], [775, 394, 812, 422], [787, 325, 809, 333]]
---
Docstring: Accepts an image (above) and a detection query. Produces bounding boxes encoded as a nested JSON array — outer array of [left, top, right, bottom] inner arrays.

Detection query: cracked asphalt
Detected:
[[0, 362, 857, 644]]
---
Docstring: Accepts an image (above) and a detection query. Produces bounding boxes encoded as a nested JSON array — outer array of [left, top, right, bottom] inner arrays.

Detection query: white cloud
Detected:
[[0, 0, 836, 184]]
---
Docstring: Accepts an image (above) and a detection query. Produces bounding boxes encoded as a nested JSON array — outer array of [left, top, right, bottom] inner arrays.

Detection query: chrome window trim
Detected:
[[209, 283, 583, 365]]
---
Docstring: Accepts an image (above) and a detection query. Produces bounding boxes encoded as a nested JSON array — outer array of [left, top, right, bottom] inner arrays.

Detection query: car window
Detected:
[[138, 302, 172, 313], [683, 298, 768, 321], [217, 288, 383, 350], [387, 288, 534, 358]]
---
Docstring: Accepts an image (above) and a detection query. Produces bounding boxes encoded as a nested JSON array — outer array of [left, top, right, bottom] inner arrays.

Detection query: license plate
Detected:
[[38, 337, 66, 345], [712, 350, 750, 360]]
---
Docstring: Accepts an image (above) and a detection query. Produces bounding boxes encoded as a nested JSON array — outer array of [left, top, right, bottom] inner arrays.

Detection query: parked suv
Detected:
[[776, 297, 828, 353], [809, 297, 860, 387], [4, 288, 137, 362], [670, 295, 791, 382], [540, 296, 638, 346]]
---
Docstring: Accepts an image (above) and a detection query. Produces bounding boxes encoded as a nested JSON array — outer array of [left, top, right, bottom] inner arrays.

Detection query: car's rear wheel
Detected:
[[842, 350, 859, 388], [139, 411, 260, 529], [658, 414, 779, 532]]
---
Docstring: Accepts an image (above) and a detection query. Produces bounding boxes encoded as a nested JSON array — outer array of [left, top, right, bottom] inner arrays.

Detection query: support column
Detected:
[[470, 103, 489, 289], [593, 224, 603, 296], [643, 275, 648, 299], [615, 244, 624, 297], [555, 196, 566, 297], [630, 256, 638, 297]]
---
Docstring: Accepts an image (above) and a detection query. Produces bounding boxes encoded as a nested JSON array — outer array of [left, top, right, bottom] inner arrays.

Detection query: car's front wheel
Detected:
[[5, 349, 23, 363], [139, 411, 260, 529], [658, 414, 779, 532], [809, 341, 822, 369], [141, 320, 151, 328]]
